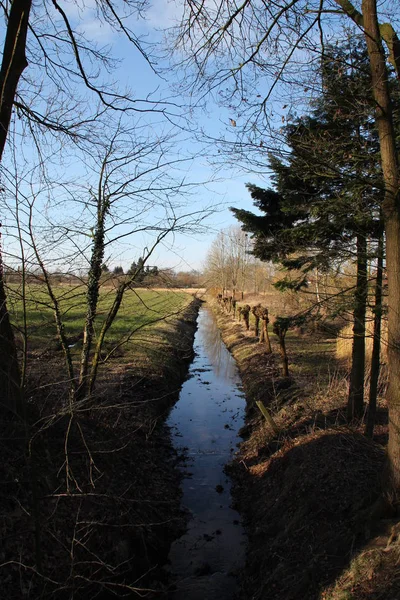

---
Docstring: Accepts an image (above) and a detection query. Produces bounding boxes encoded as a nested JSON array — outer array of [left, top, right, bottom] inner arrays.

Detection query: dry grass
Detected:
[[322, 534, 400, 600], [336, 318, 388, 364], [208, 292, 392, 600], [0, 297, 201, 600]]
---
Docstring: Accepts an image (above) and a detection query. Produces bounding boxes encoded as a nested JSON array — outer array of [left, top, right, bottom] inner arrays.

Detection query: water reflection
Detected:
[[199, 309, 239, 381], [167, 305, 246, 600]]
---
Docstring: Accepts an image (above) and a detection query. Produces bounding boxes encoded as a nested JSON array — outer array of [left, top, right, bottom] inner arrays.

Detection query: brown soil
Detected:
[[0, 298, 201, 599], [210, 297, 397, 600]]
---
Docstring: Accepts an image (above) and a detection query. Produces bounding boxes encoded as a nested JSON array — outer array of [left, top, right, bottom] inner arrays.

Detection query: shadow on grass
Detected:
[[232, 430, 386, 600]]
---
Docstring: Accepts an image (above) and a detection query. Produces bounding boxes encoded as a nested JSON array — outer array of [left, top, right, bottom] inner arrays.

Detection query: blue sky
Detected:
[[9, 0, 366, 274], [108, 1, 270, 271], [0, 0, 273, 274], [4, 0, 399, 274]]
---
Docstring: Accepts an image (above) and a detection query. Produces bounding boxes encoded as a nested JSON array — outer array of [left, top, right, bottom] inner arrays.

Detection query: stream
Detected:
[[167, 304, 247, 599]]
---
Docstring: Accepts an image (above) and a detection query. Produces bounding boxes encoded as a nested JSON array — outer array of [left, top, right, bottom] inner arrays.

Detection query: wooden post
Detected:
[[256, 401, 280, 435]]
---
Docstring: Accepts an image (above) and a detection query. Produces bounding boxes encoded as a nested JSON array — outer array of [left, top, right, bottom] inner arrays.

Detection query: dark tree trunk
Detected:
[[0, 260, 22, 415], [0, 0, 32, 415], [254, 315, 260, 337], [241, 305, 250, 330], [261, 318, 272, 353], [362, 0, 400, 492], [78, 203, 106, 398], [89, 283, 126, 394], [365, 230, 384, 438], [232, 299, 237, 318], [273, 321, 289, 377], [278, 333, 289, 377], [347, 233, 368, 421], [0, 0, 32, 161]]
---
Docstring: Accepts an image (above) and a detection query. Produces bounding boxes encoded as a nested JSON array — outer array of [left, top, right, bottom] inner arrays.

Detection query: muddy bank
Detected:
[[0, 298, 201, 600], [209, 298, 386, 600]]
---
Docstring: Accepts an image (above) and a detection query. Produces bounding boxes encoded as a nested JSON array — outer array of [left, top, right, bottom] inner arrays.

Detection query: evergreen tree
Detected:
[[232, 41, 386, 420], [127, 257, 149, 283], [127, 261, 138, 275]]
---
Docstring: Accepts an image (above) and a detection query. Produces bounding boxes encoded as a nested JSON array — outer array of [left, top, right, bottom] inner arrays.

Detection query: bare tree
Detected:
[[205, 225, 273, 297], [0, 0, 188, 413], [205, 230, 229, 294], [222, 226, 248, 298], [2, 120, 212, 402]]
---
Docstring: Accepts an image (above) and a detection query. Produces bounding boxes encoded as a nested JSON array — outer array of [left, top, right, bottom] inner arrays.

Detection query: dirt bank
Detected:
[[209, 297, 392, 600], [1, 297, 201, 599]]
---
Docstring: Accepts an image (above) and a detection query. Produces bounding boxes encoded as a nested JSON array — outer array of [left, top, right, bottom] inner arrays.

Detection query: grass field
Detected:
[[6, 282, 191, 355]]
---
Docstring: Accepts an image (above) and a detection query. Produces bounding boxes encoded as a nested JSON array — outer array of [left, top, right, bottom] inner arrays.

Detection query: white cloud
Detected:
[[145, 0, 184, 29], [77, 17, 115, 42]]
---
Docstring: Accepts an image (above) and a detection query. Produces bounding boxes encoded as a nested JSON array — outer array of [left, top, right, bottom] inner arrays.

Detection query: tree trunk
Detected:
[[0, 0, 32, 416], [365, 230, 384, 438], [362, 0, 400, 491], [88, 282, 126, 395], [261, 318, 272, 353], [30, 227, 76, 400], [278, 333, 289, 377], [242, 306, 250, 330], [0, 262, 22, 415], [315, 267, 321, 304], [254, 315, 260, 337], [347, 233, 368, 421], [0, 0, 32, 160], [78, 207, 106, 398]]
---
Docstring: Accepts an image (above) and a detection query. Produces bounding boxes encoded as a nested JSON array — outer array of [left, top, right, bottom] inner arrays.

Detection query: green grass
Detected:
[[7, 282, 190, 351]]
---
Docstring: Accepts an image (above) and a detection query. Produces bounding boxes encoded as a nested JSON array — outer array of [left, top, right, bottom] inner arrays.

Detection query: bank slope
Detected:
[[210, 297, 391, 600]]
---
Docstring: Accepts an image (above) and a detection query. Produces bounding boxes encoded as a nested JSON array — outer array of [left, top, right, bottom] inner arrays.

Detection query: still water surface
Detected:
[[167, 305, 246, 599]]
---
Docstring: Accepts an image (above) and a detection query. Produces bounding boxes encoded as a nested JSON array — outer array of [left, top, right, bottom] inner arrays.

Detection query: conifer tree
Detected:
[[232, 42, 386, 420]]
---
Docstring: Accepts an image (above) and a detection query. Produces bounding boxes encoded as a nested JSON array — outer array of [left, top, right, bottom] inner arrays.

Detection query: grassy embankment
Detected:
[[2, 284, 200, 599], [210, 293, 395, 600]]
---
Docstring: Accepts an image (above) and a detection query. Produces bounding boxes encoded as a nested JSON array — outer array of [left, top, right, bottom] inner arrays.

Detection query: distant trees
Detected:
[[205, 230, 229, 295], [172, 270, 202, 288], [205, 225, 273, 297], [127, 259, 159, 284]]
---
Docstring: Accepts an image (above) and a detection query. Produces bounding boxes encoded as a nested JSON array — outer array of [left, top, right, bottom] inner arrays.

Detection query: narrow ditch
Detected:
[[166, 304, 247, 599]]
